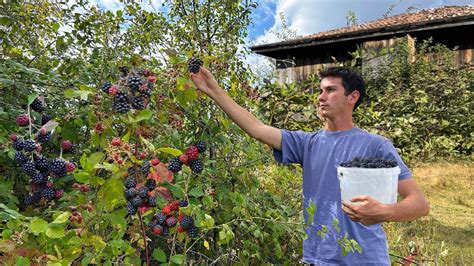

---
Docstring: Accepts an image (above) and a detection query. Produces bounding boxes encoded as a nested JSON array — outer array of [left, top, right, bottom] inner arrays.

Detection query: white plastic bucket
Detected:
[[337, 166, 401, 205]]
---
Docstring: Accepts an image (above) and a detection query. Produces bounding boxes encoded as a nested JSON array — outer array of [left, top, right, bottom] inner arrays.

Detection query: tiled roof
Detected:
[[252, 5, 474, 52]]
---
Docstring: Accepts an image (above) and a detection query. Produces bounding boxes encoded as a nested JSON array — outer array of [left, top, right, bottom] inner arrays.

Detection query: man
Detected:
[[190, 66, 429, 265]]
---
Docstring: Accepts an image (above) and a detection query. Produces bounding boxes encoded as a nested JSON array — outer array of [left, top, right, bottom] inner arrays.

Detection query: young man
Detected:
[[190, 66, 429, 265]]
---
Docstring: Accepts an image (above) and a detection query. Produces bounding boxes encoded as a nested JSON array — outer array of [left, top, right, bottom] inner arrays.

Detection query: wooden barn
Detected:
[[251, 6, 474, 82]]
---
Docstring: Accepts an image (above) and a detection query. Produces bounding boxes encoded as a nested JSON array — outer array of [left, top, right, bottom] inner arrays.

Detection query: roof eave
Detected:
[[251, 17, 474, 55]]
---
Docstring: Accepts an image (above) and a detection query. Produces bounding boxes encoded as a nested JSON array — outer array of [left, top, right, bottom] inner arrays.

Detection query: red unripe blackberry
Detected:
[[94, 123, 105, 134], [162, 205, 171, 215], [169, 201, 180, 211], [152, 225, 163, 235], [147, 75, 157, 83], [61, 140, 73, 150], [179, 154, 189, 165], [165, 216, 177, 227], [16, 114, 30, 126], [65, 161, 76, 172], [177, 225, 186, 233], [185, 145, 199, 161], [187, 57, 203, 74], [10, 134, 18, 141], [111, 137, 122, 146], [55, 189, 64, 198], [108, 85, 119, 96], [178, 213, 186, 222], [151, 159, 160, 166], [69, 216, 75, 222]]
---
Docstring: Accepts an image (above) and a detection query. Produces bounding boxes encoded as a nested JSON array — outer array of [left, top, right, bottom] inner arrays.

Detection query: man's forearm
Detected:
[[385, 194, 430, 222]]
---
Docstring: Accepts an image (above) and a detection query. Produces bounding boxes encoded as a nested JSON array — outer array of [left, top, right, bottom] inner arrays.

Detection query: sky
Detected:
[[89, 0, 474, 69]]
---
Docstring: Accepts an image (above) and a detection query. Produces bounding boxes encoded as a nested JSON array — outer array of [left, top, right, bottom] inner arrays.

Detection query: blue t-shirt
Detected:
[[273, 127, 411, 265]]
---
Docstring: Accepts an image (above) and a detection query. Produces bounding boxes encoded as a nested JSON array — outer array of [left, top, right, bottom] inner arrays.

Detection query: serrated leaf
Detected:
[[188, 186, 204, 197], [27, 92, 39, 105], [30, 219, 48, 234], [52, 211, 70, 224], [152, 248, 167, 262], [135, 109, 153, 122], [170, 254, 184, 264], [46, 225, 65, 238], [157, 147, 182, 156]]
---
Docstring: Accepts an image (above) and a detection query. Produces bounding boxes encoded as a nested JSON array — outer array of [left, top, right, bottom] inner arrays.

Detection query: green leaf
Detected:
[[46, 225, 65, 238], [152, 248, 167, 262], [135, 109, 153, 122], [162, 183, 184, 199], [84, 152, 104, 172], [30, 218, 48, 234], [170, 254, 185, 265], [52, 212, 71, 224], [15, 256, 30, 266], [188, 186, 204, 197], [98, 177, 124, 211], [122, 130, 131, 142], [73, 171, 90, 183], [183, 89, 198, 102], [27, 92, 39, 105], [158, 147, 182, 156]]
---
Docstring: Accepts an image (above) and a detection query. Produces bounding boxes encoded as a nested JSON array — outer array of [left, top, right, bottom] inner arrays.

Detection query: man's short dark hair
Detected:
[[319, 67, 366, 110]]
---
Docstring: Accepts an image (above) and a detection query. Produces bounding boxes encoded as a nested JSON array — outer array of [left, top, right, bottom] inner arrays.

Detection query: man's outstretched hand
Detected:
[[342, 195, 391, 225], [190, 67, 220, 96]]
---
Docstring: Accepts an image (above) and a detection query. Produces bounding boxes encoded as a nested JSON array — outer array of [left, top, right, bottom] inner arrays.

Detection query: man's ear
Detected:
[[349, 90, 360, 104]]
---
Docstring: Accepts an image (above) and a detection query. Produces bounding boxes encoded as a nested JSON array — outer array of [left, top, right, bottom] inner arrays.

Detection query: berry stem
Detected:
[[137, 211, 150, 266]]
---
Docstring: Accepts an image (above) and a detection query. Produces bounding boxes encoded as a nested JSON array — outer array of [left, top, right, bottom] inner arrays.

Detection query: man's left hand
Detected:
[[342, 195, 391, 225]]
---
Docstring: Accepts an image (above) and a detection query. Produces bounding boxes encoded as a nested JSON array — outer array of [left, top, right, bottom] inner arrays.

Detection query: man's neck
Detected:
[[324, 117, 354, 132]]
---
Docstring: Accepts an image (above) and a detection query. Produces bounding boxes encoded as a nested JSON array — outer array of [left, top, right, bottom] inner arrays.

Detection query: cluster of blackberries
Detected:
[[100, 67, 156, 114], [124, 168, 158, 216], [339, 157, 398, 168], [168, 141, 206, 174], [16, 97, 51, 127], [187, 57, 203, 74], [148, 200, 199, 238]]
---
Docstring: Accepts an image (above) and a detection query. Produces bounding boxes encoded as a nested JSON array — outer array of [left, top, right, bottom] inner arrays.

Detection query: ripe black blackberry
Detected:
[[30, 98, 44, 112], [179, 200, 188, 207], [132, 97, 145, 110], [195, 141, 206, 153], [115, 91, 129, 102], [37, 132, 51, 143], [15, 152, 29, 164], [131, 196, 144, 207], [141, 88, 152, 98], [41, 113, 51, 126], [141, 161, 151, 174], [148, 196, 157, 207], [128, 75, 143, 92], [126, 202, 137, 216], [125, 176, 137, 189], [189, 159, 204, 173], [187, 226, 199, 238], [179, 216, 194, 229], [63, 144, 76, 154], [148, 219, 158, 229], [187, 57, 203, 74], [23, 140, 36, 152], [167, 157, 182, 173], [42, 187, 55, 201], [119, 66, 129, 76], [138, 186, 148, 198], [31, 172, 48, 185], [145, 179, 156, 191], [101, 81, 112, 93], [154, 212, 167, 225], [113, 100, 131, 114], [125, 187, 137, 200], [22, 161, 37, 176], [50, 158, 66, 177], [34, 156, 50, 172], [12, 140, 24, 151], [24, 191, 42, 206]]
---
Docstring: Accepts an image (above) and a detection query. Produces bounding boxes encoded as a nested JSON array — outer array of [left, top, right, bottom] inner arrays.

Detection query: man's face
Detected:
[[317, 76, 355, 119]]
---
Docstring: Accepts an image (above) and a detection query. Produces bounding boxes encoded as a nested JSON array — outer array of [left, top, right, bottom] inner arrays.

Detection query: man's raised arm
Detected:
[[190, 67, 282, 150]]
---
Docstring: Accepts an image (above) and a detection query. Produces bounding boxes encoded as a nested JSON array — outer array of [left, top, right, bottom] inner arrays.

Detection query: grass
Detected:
[[384, 162, 473, 265]]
